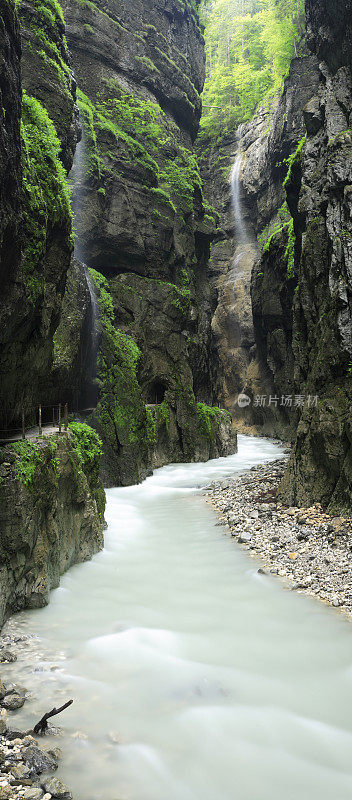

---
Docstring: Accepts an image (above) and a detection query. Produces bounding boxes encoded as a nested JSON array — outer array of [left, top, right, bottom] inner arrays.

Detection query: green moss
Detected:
[[196, 402, 223, 440], [283, 134, 306, 190], [135, 55, 159, 72], [19, 0, 72, 111], [11, 441, 44, 487], [258, 202, 291, 250], [261, 216, 296, 279], [285, 218, 295, 278], [76, 82, 204, 220], [68, 421, 105, 518], [155, 400, 171, 433], [89, 269, 152, 451], [21, 92, 72, 302]]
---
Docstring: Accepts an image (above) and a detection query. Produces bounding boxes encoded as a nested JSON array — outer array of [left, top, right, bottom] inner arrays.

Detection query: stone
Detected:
[[1, 694, 25, 711], [238, 533, 252, 544], [23, 790, 44, 800], [41, 778, 72, 800], [0, 787, 15, 799], [11, 763, 31, 779], [0, 653, 16, 664], [23, 746, 58, 776]]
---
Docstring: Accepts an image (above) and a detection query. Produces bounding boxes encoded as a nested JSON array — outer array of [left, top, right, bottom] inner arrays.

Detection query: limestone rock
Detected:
[[41, 778, 72, 800]]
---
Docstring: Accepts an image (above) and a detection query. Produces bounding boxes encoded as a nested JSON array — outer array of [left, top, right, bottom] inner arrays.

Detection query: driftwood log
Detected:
[[33, 699, 73, 734]]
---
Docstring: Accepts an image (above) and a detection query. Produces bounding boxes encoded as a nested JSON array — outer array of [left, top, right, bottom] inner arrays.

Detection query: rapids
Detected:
[[3, 436, 352, 800]]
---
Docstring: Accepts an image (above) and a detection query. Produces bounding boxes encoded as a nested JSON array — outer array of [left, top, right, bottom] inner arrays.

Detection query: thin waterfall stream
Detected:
[[69, 130, 100, 410], [3, 436, 352, 800], [229, 130, 256, 280]]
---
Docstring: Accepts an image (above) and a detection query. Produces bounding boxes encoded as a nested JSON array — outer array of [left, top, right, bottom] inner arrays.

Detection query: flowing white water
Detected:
[[3, 436, 352, 800], [230, 149, 247, 245], [69, 131, 100, 408], [82, 263, 100, 409]]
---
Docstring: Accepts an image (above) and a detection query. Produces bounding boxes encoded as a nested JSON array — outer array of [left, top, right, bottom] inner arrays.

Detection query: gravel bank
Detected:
[[0, 643, 73, 800], [206, 456, 352, 616]]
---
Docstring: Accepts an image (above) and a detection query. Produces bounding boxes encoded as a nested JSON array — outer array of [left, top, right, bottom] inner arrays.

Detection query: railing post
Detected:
[[58, 403, 62, 433], [64, 403, 68, 431], [22, 407, 25, 440], [52, 406, 55, 427], [39, 405, 42, 436]]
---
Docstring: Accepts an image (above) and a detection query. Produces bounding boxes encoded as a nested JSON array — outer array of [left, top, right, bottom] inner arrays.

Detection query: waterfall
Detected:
[[230, 150, 247, 245], [82, 263, 100, 409], [229, 127, 252, 279], [69, 128, 100, 410]]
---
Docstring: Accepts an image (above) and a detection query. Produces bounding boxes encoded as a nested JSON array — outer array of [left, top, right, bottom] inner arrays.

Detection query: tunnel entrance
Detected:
[[146, 381, 167, 405]]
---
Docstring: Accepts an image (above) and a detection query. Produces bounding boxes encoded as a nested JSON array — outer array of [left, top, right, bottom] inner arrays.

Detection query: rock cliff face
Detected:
[[247, 0, 352, 511], [0, 431, 105, 628], [56, 0, 237, 484], [0, 0, 76, 432], [0, 0, 21, 291], [200, 56, 320, 434], [0, 0, 236, 487], [278, 0, 352, 511]]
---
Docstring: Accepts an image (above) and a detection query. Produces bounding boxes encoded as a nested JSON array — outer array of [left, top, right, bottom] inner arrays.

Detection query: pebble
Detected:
[[0, 672, 73, 800], [207, 456, 352, 616]]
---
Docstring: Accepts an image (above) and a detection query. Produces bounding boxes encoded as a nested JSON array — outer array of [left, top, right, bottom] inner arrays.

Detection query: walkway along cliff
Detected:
[[0, 0, 237, 621]]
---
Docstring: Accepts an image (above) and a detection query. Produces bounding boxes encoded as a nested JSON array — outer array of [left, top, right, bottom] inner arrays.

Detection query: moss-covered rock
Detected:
[[0, 426, 105, 628], [0, 0, 76, 433], [88, 269, 237, 485]]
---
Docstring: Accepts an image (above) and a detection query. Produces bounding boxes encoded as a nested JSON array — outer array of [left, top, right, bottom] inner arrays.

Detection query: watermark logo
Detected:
[[237, 393, 251, 408], [233, 394, 319, 409]]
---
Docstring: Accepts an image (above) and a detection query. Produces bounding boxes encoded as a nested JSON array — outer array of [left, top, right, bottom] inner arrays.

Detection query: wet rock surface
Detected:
[[199, 56, 320, 431], [0, 673, 72, 800], [207, 455, 352, 615], [0, 434, 104, 628]]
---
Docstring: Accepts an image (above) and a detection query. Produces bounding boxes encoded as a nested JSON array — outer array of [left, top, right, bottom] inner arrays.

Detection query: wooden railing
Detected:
[[0, 403, 70, 443]]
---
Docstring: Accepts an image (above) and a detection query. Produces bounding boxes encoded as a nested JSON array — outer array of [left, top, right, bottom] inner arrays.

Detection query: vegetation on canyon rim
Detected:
[[199, 0, 305, 140]]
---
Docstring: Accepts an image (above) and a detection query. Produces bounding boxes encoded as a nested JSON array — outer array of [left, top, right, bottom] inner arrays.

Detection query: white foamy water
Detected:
[[3, 435, 352, 800]]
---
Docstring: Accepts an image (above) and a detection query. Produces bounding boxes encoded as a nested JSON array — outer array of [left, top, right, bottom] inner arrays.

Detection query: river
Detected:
[[3, 435, 352, 800]]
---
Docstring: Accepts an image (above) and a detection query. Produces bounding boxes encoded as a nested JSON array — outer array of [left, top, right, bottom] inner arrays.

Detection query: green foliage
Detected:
[[283, 133, 306, 188], [77, 82, 205, 220], [21, 92, 72, 302], [284, 218, 295, 278], [199, 0, 305, 141], [258, 201, 291, 250], [89, 269, 152, 449], [68, 421, 103, 479], [12, 441, 43, 487], [196, 402, 223, 439], [261, 217, 295, 278], [18, 0, 72, 108], [156, 400, 171, 433], [68, 421, 105, 516]]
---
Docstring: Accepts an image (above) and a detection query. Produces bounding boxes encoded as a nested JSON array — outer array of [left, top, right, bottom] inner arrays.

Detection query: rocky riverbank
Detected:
[[0, 639, 73, 800], [206, 454, 352, 616]]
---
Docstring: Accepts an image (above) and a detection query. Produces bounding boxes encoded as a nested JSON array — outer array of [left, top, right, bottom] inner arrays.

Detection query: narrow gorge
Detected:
[[0, 0, 352, 798]]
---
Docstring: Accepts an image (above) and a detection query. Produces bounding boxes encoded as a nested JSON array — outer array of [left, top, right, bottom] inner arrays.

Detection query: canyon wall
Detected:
[[57, 0, 237, 485], [202, 0, 352, 512], [251, 0, 352, 510], [199, 55, 320, 435], [0, 0, 76, 431], [0, 429, 105, 628], [0, 0, 236, 489], [278, 0, 352, 511]]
